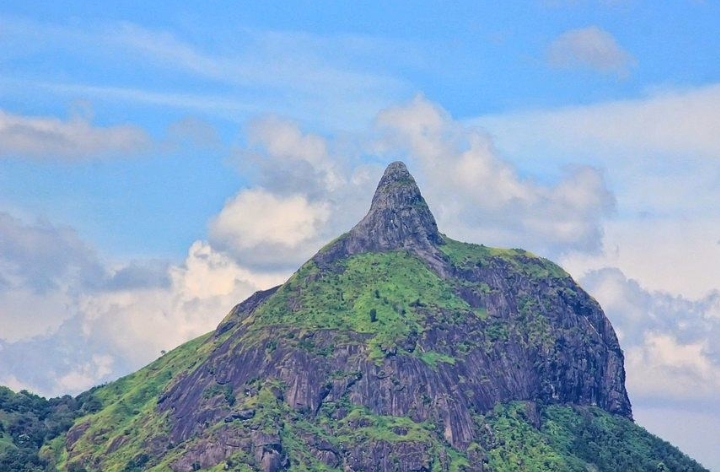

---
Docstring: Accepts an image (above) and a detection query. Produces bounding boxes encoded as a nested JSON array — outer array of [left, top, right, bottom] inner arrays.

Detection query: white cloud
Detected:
[[219, 115, 382, 270], [56, 354, 115, 393], [0, 212, 104, 341], [0, 207, 289, 395], [0, 212, 104, 292], [1, 94, 714, 409], [0, 374, 37, 394], [626, 332, 720, 399], [546, 26, 635, 76], [474, 83, 720, 160], [78, 241, 287, 366], [0, 109, 150, 160], [0, 288, 75, 342], [563, 217, 720, 299], [581, 267, 720, 401], [375, 95, 615, 256], [579, 267, 720, 470], [225, 98, 616, 262], [474, 83, 720, 299], [209, 190, 331, 270], [245, 117, 345, 194]]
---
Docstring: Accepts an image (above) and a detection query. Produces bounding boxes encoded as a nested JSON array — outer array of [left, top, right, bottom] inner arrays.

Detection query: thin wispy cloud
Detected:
[[0, 16, 413, 129], [0, 109, 150, 160]]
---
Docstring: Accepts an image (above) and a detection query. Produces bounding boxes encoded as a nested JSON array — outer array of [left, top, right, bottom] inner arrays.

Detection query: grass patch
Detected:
[[440, 238, 568, 280], [248, 251, 475, 362], [417, 351, 456, 369]]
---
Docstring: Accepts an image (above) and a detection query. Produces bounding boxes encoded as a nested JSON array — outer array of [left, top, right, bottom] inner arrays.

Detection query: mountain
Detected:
[[10, 162, 705, 471]]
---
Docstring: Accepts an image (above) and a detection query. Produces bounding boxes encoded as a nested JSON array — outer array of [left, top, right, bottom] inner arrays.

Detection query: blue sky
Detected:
[[1, 1, 720, 469]]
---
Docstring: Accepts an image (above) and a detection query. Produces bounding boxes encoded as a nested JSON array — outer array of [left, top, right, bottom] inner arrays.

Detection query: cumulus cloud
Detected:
[[243, 116, 346, 196], [0, 213, 105, 341], [561, 217, 720, 300], [582, 268, 720, 401], [103, 260, 172, 291], [209, 190, 331, 270], [375, 95, 615, 255], [55, 354, 115, 393], [0, 288, 76, 342], [474, 85, 720, 298], [626, 333, 720, 400], [221, 100, 615, 267], [217, 116, 380, 271], [547, 26, 635, 76], [0, 109, 150, 160], [0, 235, 287, 396], [78, 241, 286, 366], [581, 267, 720, 469]]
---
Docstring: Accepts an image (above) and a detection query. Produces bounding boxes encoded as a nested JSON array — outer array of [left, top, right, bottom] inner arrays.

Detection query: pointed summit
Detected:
[[316, 161, 445, 267], [359, 161, 443, 248]]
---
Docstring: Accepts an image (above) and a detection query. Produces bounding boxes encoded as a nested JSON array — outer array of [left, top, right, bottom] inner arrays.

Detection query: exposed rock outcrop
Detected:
[[316, 161, 448, 274]]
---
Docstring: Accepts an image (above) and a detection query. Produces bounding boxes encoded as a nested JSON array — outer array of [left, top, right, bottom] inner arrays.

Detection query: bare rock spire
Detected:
[[316, 161, 446, 269]]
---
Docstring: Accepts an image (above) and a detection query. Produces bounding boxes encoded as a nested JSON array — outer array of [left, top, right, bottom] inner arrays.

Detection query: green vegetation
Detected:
[[3, 378, 705, 472], [542, 405, 705, 471], [439, 237, 569, 280], [6, 237, 704, 471], [248, 250, 477, 361], [417, 350, 456, 369], [476, 402, 706, 472], [53, 333, 217, 471], [0, 387, 100, 471]]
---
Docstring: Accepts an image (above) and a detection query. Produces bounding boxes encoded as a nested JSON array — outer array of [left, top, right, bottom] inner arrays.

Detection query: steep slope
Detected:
[[52, 162, 706, 472]]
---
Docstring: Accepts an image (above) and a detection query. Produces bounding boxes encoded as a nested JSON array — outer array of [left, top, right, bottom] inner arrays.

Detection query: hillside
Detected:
[[3, 162, 706, 471]]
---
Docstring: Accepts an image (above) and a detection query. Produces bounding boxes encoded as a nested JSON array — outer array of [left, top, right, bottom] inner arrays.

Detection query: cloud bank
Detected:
[[582, 268, 720, 402]]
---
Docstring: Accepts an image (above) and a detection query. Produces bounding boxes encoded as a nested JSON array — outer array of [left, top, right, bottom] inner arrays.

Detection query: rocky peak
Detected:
[[57, 156, 705, 472], [316, 161, 446, 269]]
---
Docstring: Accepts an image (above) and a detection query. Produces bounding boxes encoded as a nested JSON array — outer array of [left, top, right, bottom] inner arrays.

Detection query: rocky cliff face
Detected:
[[59, 162, 648, 472]]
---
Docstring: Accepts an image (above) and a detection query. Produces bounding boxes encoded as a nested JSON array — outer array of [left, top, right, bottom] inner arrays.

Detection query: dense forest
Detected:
[[0, 386, 100, 471]]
